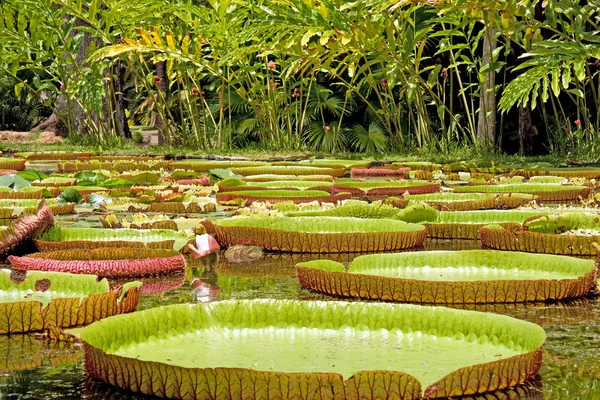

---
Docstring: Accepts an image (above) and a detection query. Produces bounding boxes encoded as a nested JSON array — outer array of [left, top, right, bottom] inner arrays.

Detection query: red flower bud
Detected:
[[440, 68, 448, 79], [267, 60, 276, 70], [59, 83, 65, 90], [575, 119, 581, 126], [293, 88, 300, 98], [323, 125, 330, 131], [192, 87, 199, 97], [381, 78, 388, 90]]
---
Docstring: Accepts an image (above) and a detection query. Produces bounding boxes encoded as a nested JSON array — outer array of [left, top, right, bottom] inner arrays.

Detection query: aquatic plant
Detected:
[[0, 202, 54, 255], [216, 190, 348, 205], [0, 269, 140, 334], [211, 216, 425, 252], [9, 248, 185, 278], [36, 226, 193, 252], [454, 184, 591, 203], [81, 299, 545, 399], [297, 250, 597, 303]]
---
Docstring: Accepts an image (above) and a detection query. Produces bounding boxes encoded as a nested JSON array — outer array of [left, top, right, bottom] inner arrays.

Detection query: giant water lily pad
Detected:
[[425, 209, 596, 240], [332, 180, 441, 198], [81, 299, 545, 399], [216, 189, 348, 205], [404, 193, 537, 211], [480, 223, 600, 256], [231, 165, 346, 177], [454, 184, 591, 202], [9, 248, 186, 278], [512, 167, 600, 179], [0, 199, 74, 218], [0, 269, 140, 334], [297, 250, 597, 303], [0, 202, 54, 255], [211, 216, 426, 253], [35, 226, 193, 252]]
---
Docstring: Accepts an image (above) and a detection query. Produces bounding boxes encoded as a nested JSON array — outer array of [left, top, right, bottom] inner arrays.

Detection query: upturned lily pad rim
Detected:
[[81, 299, 545, 398], [298, 250, 595, 281], [214, 216, 425, 233]]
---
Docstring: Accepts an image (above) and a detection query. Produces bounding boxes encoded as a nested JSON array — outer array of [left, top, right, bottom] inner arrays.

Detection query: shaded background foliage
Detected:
[[0, 0, 598, 158]]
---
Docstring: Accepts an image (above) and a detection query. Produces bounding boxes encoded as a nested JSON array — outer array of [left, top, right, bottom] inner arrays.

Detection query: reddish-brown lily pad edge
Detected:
[[480, 224, 600, 256], [81, 299, 545, 400], [0, 269, 140, 334], [210, 216, 426, 253], [8, 248, 186, 278], [297, 250, 597, 304]]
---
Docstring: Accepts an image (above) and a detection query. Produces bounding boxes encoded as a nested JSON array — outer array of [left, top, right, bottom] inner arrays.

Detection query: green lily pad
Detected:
[[81, 300, 545, 399], [297, 250, 596, 303], [0, 269, 140, 334], [36, 226, 193, 252]]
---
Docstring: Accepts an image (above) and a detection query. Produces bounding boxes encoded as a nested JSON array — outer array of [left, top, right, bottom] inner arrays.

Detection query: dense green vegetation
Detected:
[[0, 0, 598, 158]]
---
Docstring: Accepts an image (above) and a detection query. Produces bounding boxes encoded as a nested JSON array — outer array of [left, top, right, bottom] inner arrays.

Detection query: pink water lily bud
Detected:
[[188, 234, 220, 258]]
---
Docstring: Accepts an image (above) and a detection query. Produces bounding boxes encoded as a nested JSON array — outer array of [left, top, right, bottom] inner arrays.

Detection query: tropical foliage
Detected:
[[0, 0, 597, 156]]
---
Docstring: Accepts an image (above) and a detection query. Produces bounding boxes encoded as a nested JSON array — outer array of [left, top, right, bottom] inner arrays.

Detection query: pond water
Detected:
[[0, 162, 599, 399], [1, 241, 599, 399]]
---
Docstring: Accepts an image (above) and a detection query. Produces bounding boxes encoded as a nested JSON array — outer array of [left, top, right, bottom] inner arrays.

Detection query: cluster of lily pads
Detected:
[[1, 152, 599, 399]]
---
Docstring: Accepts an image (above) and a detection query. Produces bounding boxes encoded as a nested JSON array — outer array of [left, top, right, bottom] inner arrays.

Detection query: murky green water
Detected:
[[0, 161, 599, 399], [1, 242, 599, 399]]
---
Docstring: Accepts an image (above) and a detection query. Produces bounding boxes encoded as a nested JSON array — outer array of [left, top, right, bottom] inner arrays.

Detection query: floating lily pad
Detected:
[[0, 269, 140, 334], [243, 174, 334, 182], [211, 216, 425, 252], [332, 180, 441, 198], [404, 193, 536, 211], [216, 190, 347, 205], [231, 166, 346, 177], [297, 250, 597, 303], [480, 223, 600, 256], [426, 209, 596, 240], [81, 299, 545, 399], [454, 184, 591, 202], [0, 202, 54, 255], [512, 168, 600, 179], [14, 152, 92, 161], [273, 159, 371, 169], [36, 226, 193, 252], [9, 248, 186, 278]]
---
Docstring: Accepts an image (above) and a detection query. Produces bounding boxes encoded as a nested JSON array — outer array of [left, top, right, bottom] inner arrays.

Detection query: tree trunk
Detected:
[[477, 26, 497, 149], [155, 61, 169, 145], [518, 105, 537, 155], [114, 59, 131, 139]]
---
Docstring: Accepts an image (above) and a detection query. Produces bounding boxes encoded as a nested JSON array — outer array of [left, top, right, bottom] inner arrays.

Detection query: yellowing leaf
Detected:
[[165, 31, 176, 52], [182, 34, 191, 55], [149, 26, 163, 47], [341, 33, 351, 45], [301, 29, 318, 47], [320, 30, 333, 46], [135, 28, 153, 46]]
